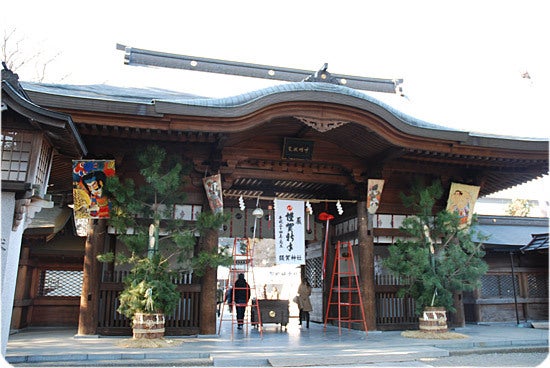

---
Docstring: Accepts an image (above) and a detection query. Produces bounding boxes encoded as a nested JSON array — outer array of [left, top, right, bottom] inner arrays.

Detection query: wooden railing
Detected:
[[374, 274, 417, 330], [97, 271, 201, 336]]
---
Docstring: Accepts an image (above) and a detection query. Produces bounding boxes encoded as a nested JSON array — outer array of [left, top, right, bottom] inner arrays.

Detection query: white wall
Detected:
[[1, 192, 25, 356]]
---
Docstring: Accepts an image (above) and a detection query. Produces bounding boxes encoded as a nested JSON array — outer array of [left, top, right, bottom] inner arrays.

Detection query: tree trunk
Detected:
[[199, 227, 219, 335], [77, 219, 106, 335]]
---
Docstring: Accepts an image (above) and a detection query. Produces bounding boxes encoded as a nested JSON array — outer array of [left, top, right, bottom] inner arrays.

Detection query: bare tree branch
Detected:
[[2, 27, 61, 82]]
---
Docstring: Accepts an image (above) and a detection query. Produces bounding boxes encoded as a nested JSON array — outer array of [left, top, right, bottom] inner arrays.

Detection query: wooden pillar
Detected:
[[77, 219, 106, 335], [451, 292, 465, 327], [472, 287, 481, 322], [11, 245, 30, 329], [357, 200, 377, 331], [199, 226, 218, 335]]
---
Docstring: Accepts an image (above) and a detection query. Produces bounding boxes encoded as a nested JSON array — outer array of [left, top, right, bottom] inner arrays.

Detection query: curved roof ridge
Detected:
[[19, 80, 548, 143], [157, 81, 459, 132]]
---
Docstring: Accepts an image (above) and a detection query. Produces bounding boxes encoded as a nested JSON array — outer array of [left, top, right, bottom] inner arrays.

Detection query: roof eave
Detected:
[[2, 81, 88, 157]]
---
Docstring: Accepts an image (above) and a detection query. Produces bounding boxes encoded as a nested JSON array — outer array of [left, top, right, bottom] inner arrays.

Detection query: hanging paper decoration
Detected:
[[72, 160, 116, 219], [367, 179, 385, 214], [274, 199, 305, 265], [446, 182, 480, 226], [305, 201, 313, 232], [336, 200, 343, 215], [238, 195, 245, 211], [203, 174, 224, 213]]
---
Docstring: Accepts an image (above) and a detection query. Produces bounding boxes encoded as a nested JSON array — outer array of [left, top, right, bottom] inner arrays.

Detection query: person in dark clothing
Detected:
[[216, 284, 224, 317], [233, 273, 250, 329], [297, 279, 312, 328]]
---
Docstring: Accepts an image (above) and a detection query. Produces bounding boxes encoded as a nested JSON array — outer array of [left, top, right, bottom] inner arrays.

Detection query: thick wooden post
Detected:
[[11, 245, 30, 329], [199, 227, 219, 335], [451, 292, 465, 327], [357, 201, 377, 331], [77, 219, 106, 335]]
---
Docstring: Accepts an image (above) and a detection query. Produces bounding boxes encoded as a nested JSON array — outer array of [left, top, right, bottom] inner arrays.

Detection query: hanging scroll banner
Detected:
[[203, 174, 224, 213], [367, 179, 385, 214], [446, 182, 480, 227], [274, 199, 305, 265], [72, 160, 115, 220]]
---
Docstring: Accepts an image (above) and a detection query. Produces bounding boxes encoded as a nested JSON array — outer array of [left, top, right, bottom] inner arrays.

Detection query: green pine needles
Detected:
[[117, 254, 179, 317], [383, 180, 488, 314], [97, 145, 231, 318]]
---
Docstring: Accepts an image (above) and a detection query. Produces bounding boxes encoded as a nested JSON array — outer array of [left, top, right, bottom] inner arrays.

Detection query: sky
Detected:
[[1, 0, 549, 201]]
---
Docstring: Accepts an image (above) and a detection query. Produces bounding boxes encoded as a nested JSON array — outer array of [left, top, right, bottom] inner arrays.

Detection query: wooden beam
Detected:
[[119, 44, 403, 94]]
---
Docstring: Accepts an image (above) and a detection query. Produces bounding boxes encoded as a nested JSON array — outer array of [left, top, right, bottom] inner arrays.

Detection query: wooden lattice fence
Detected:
[[97, 270, 201, 336]]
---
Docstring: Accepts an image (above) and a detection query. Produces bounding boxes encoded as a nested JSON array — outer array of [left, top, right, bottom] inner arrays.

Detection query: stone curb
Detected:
[[8, 343, 549, 366]]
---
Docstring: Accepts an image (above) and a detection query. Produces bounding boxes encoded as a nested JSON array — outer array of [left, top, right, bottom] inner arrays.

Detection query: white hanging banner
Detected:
[[274, 199, 305, 265]]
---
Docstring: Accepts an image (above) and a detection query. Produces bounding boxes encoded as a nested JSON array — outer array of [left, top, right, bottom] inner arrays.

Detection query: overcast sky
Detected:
[[2, 0, 548, 200]]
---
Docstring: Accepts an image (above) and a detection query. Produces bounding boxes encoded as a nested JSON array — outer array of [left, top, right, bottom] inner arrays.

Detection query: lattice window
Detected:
[[527, 273, 548, 298], [38, 270, 83, 297], [1, 131, 32, 181], [480, 274, 519, 298], [35, 138, 52, 189], [306, 256, 322, 288]]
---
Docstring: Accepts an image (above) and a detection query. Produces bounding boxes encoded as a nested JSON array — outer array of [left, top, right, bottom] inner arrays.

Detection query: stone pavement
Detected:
[[3, 320, 549, 367]]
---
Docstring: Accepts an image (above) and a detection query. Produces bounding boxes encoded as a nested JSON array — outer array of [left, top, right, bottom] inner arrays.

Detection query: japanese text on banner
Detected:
[[274, 199, 305, 265]]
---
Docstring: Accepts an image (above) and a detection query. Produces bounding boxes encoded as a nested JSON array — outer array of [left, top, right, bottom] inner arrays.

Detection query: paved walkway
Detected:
[[4, 320, 549, 367]]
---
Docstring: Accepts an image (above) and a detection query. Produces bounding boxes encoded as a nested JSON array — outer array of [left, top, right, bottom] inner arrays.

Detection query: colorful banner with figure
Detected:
[[446, 182, 480, 226], [274, 199, 305, 265], [203, 174, 224, 213], [72, 160, 115, 219], [367, 179, 385, 214]]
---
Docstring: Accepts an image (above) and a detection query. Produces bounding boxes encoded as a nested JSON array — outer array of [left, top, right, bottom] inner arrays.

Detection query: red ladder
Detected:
[[217, 237, 263, 338], [324, 240, 368, 335]]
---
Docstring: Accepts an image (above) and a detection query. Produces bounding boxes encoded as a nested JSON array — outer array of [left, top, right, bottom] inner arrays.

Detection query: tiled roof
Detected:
[[473, 216, 549, 249], [21, 80, 549, 147], [21, 82, 202, 104], [521, 233, 549, 252], [22, 81, 458, 132]]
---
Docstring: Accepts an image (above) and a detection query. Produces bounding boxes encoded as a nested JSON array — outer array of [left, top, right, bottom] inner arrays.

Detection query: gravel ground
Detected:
[[419, 351, 549, 367]]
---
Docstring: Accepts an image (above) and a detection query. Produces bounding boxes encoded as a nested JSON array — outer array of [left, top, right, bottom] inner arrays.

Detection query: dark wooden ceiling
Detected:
[[45, 110, 548, 215], [16, 81, 545, 214]]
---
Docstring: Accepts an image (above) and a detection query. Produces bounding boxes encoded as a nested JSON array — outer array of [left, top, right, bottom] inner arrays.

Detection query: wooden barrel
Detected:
[[132, 312, 165, 339], [418, 307, 447, 333]]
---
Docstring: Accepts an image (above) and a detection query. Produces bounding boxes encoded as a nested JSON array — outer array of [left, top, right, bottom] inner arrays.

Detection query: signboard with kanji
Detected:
[[274, 199, 305, 265], [282, 138, 314, 160]]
